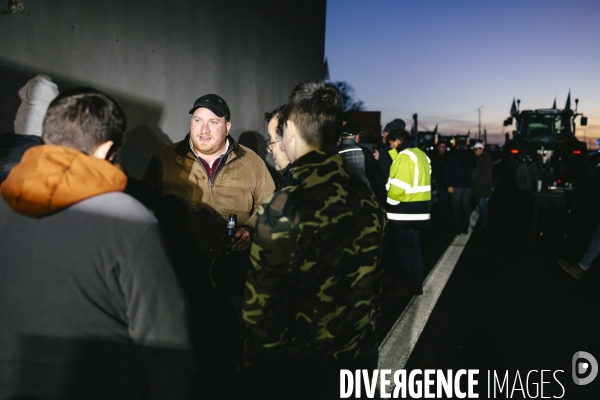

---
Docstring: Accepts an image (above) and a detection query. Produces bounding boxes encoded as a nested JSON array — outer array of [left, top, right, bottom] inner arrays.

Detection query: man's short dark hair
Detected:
[[283, 80, 343, 148], [42, 87, 127, 155], [264, 104, 286, 123], [265, 104, 286, 138], [387, 129, 412, 143]]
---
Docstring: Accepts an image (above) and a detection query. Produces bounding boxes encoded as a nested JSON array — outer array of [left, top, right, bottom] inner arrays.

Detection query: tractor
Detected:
[[502, 93, 588, 193]]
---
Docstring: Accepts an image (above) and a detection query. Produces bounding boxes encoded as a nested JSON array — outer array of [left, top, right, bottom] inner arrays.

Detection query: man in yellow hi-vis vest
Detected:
[[386, 129, 432, 296]]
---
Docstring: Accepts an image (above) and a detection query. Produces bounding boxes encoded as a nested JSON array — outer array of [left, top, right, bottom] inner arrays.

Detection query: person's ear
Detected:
[[92, 140, 115, 160], [285, 120, 297, 145]]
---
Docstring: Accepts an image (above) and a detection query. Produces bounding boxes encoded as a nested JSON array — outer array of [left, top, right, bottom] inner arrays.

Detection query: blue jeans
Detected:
[[451, 188, 471, 232], [580, 221, 600, 270], [477, 198, 489, 227]]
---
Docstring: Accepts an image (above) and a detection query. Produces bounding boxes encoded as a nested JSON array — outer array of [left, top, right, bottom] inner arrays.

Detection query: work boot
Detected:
[[558, 259, 585, 280]]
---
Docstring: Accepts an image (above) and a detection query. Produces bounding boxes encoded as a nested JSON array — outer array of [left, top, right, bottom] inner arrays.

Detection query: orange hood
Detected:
[[1, 145, 127, 217]]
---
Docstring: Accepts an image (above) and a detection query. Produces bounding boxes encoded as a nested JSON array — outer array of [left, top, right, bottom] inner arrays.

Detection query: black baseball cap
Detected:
[[189, 94, 231, 121], [341, 122, 362, 137]]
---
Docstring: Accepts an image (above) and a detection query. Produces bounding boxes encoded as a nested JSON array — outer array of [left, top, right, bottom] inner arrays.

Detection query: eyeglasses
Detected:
[[266, 138, 281, 151]]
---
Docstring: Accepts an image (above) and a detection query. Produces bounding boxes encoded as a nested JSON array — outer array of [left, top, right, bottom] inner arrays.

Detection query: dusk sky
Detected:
[[325, 0, 600, 147]]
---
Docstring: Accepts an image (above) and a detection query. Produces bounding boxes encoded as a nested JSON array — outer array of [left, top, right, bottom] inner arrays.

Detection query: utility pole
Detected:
[[412, 113, 418, 146], [476, 106, 484, 140]]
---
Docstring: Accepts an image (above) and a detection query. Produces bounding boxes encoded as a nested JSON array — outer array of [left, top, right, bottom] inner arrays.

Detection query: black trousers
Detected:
[[391, 224, 424, 289]]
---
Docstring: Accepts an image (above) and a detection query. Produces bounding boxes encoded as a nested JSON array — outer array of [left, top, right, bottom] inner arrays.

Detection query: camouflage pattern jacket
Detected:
[[241, 148, 387, 370]]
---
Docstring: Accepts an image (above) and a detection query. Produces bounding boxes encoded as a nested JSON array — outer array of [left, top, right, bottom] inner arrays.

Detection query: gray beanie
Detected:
[[14, 75, 60, 136]]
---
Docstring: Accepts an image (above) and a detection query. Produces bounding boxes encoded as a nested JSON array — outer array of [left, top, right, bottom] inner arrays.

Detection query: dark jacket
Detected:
[[471, 152, 493, 198], [376, 142, 393, 177], [444, 148, 475, 189], [338, 138, 369, 187], [338, 139, 387, 206], [0, 132, 42, 183], [428, 149, 448, 184]]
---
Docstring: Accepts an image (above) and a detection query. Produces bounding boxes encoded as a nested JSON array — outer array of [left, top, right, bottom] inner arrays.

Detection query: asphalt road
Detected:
[[378, 170, 600, 399]]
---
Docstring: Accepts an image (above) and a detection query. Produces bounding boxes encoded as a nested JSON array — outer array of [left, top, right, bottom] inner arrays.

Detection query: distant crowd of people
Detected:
[[0, 75, 592, 400]]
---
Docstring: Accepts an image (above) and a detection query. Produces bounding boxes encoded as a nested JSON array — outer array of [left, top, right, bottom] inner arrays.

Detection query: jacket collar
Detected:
[[286, 147, 342, 183], [397, 140, 417, 152], [180, 134, 246, 183], [177, 133, 245, 163]]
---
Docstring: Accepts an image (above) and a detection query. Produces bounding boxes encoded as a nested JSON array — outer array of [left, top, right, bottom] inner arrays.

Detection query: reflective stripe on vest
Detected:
[[388, 177, 411, 190], [386, 212, 431, 221], [398, 148, 421, 188], [387, 178, 430, 194], [338, 148, 362, 154]]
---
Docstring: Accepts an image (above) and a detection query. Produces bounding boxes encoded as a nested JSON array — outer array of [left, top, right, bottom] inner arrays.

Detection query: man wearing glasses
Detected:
[[237, 80, 386, 399], [264, 104, 291, 174]]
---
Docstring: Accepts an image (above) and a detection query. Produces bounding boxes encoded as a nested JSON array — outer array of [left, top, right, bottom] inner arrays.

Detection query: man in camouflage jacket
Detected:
[[236, 81, 387, 399]]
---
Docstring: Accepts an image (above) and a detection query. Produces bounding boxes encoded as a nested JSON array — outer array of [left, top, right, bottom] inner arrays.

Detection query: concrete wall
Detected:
[[0, 0, 326, 178]]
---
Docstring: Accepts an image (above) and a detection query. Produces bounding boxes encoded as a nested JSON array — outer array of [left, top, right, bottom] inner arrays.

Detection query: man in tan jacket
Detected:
[[143, 94, 275, 261], [142, 93, 275, 397]]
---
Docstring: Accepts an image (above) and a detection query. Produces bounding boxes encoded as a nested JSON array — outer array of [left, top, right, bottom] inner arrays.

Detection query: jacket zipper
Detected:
[[190, 147, 237, 192]]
